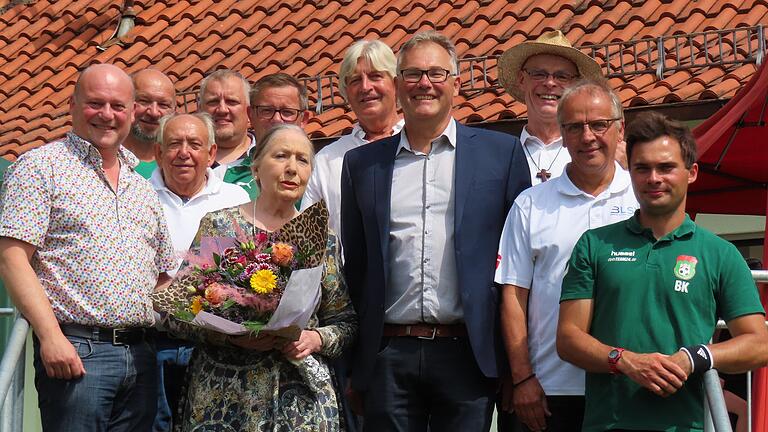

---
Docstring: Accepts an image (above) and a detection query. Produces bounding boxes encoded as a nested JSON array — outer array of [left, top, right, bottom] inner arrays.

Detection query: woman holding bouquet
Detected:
[[158, 124, 357, 431]]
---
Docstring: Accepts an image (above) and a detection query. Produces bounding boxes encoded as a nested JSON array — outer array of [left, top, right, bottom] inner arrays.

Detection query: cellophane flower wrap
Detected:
[[153, 201, 329, 341]]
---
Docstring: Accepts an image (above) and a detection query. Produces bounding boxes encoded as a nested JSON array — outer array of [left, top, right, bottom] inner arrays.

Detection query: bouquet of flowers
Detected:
[[154, 201, 329, 341]]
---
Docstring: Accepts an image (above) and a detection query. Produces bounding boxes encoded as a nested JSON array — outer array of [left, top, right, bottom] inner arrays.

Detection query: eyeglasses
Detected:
[[400, 68, 453, 83], [253, 106, 301, 121], [561, 118, 621, 136], [523, 68, 578, 84]]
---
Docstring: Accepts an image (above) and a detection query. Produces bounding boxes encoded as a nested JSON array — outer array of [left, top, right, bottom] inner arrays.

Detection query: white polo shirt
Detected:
[[150, 167, 250, 275], [495, 162, 638, 395]]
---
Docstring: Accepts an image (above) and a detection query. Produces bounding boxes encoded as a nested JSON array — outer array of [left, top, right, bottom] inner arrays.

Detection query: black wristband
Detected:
[[679, 344, 713, 375], [512, 373, 536, 388]]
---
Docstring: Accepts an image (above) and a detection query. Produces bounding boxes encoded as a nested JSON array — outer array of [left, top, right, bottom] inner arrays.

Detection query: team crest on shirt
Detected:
[[674, 255, 698, 280]]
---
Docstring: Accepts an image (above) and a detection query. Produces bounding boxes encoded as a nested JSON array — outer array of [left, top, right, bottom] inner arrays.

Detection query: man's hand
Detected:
[[512, 376, 551, 431], [619, 351, 688, 397], [38, 332, 85, 380], [282, 330, 322, 360]]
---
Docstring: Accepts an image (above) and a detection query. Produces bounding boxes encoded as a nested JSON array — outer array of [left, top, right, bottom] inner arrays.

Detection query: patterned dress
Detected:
[[166, 207, 357, 432]]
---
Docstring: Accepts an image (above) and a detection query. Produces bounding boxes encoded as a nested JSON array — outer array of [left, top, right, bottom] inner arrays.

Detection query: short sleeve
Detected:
[[0, 154, 52, 247], [715, 242, 765, 321], [495, 195, 534, 288], [150, 192, 177, 273], [560, 231, 596, 302]]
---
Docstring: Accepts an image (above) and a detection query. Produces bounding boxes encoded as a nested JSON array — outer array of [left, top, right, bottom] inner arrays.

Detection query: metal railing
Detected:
[[177, 25, 767, 115], [0, 271, 766, 431], [0, 310, 25, 432]]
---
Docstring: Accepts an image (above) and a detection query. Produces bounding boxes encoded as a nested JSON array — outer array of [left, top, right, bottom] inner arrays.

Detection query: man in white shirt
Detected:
[[150, 112, 248, 430], [495, 79, 638, 432], [301, 39, 402, 238], [498, 30, 603, 185]]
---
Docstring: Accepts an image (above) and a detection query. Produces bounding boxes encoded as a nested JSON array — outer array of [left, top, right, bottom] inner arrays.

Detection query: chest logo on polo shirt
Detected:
[[674, 255, 698, 281]]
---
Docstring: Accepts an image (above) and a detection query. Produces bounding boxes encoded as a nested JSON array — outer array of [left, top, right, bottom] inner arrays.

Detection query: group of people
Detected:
[[0, 27, 766, 432]]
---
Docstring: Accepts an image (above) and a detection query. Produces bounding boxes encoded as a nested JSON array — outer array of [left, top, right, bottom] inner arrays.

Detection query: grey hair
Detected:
[[197, 69, 251, 108], [338, 39, 397, 101], [557, 78, 623, 125], [156, 112, 216, 148], [397, 30, 459, 75], [250, 124, 315, 187]]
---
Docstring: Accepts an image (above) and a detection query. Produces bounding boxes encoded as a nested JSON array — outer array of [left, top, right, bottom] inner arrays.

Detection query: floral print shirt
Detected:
[[0, 132, 175, 327]]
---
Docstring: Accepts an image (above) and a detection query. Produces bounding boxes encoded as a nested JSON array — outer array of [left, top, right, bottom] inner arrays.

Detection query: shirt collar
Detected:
[[66, 131, 139, 169], [150, 167, 222, 200], [519, 125, 563, 148], [352, 118, 406, 143], [626, 212, 697, 240], [397, 118, 457, 155], [556, 161, 631, 197]]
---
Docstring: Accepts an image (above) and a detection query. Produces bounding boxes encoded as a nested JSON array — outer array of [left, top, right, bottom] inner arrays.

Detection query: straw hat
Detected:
[[498, 30, 602, 101]]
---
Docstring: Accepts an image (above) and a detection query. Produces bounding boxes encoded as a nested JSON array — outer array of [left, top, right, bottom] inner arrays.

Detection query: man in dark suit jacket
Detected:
[[341, 30, 531, 432]]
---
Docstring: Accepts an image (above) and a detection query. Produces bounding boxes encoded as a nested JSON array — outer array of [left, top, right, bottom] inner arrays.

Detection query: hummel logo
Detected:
[[697, 347, 709, 360]]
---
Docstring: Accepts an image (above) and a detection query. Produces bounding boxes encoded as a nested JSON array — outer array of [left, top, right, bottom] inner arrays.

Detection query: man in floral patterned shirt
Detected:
[[0, 64, 176, 432]]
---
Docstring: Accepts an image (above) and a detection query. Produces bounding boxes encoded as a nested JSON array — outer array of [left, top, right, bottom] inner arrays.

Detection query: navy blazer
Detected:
[[340, 122, 531, 392]]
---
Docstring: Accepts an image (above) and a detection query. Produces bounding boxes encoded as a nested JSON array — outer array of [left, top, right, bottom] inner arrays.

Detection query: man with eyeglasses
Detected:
[[233, 73, 311, 200], [198, 70, 257, 198], [341, 31, 530, 431], [557, 111, 768, 432], [498, 30, 603, 185], [495, 79, 638, 432], [123, 69, 177, 179], [302, 40, 402, 244]]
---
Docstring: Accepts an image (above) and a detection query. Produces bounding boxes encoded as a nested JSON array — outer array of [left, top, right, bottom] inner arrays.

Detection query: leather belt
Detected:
[[382, 323, 467, 340], [60, 323, 149, 346]]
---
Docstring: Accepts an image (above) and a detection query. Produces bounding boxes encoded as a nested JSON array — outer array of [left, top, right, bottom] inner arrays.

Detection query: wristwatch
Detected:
[[608, 348, 625, 375]]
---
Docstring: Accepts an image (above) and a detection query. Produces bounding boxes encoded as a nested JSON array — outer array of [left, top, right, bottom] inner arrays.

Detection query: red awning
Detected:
[[689, 62, 768, 215], [691, 61, 768, 432]]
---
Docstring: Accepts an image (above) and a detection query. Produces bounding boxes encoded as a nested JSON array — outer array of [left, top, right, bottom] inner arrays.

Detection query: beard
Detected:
[[130, 123, 157, 143]]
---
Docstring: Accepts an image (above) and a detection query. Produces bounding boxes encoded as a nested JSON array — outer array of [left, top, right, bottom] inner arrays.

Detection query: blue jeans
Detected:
[[33, 334, 157, 432], [153, 335, 194, 432]]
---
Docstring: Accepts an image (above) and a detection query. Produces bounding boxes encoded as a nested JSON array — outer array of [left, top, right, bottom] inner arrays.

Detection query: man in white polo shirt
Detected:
[[151, 113, 249, 274], [495, 79, 637, 432], [149, 112, 248, 430]]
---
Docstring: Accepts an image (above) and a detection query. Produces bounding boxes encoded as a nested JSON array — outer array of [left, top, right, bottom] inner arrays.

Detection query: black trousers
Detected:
[[362, 337, 497, 432], [497, 395, 585, 432]]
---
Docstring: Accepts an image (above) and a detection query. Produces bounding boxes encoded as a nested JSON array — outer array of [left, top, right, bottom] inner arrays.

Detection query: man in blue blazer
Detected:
[[341, 31, 531, 431]]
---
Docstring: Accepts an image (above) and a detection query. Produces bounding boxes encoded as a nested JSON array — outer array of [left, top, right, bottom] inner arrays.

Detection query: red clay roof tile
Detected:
[[1, 0, 767, 160]]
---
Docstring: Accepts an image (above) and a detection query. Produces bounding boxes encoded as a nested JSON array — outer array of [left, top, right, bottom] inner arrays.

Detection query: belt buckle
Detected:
[[416, 326, 437, 340], [112, 328, 126, 346]]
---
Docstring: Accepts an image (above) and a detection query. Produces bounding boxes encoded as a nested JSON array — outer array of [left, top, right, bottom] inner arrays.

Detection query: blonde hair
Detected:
[[338, 40, 396, 101]]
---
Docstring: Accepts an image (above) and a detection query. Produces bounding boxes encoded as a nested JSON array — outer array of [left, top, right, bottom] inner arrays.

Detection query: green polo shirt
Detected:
[[561, 212, 764, 432], [134, 160, 157, 179], [221, 154, 259, 200]]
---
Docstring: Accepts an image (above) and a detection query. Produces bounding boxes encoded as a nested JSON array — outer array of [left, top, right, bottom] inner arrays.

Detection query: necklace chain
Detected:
[[523, 141, 564, 173]]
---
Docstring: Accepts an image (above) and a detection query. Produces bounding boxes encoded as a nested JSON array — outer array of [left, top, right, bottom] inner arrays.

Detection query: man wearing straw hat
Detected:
[[498, 30, 606, 185]]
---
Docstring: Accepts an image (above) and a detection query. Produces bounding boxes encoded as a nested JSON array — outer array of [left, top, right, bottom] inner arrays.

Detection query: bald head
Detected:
[[131, 69, 176, 142], [73, 64, 133, 103], [70, 64, 134, 154]]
